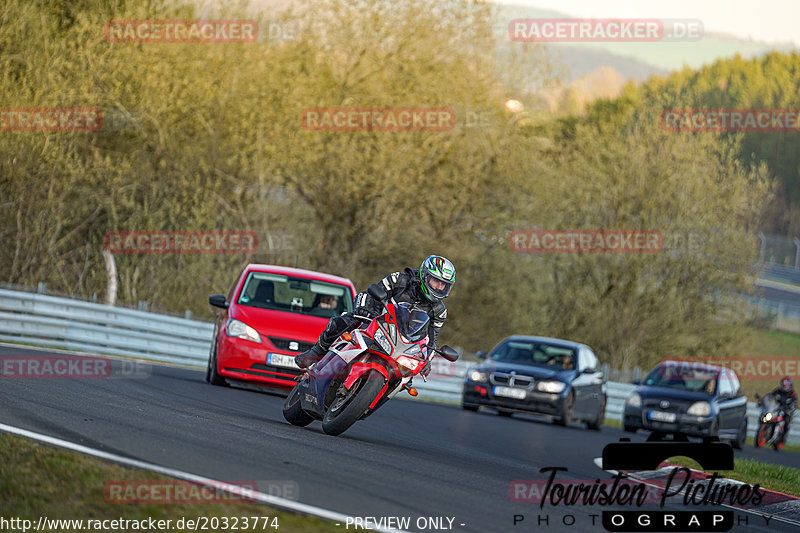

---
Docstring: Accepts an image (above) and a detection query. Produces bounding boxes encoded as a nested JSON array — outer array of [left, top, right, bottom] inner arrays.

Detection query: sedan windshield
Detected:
[[236, 272, 352, 317], [489, 341, 576, 370], [644, 366, 718, 393]]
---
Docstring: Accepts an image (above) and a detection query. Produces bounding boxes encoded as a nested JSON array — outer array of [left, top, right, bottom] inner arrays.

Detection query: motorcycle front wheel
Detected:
[[283, 382, 314, 427], [755, 424, 771, 448], [322, 369, 385, 436]]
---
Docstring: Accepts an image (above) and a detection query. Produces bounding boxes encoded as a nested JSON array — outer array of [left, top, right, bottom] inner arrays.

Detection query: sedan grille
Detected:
[[490, 372, 533, 388], [268, 337, 314, 352], [643, 398, 691, 413]]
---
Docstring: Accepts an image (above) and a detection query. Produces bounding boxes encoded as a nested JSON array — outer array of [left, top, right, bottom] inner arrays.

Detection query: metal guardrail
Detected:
[[0, 289, 212, 366], [0, 288, 797, 442]]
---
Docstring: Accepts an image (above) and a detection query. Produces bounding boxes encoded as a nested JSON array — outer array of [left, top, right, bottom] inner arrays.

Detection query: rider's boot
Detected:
[[295, 343, 327, 369]]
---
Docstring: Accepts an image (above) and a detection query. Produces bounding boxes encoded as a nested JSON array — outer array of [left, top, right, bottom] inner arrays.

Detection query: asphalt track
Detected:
[[1, 345, 799, 533]]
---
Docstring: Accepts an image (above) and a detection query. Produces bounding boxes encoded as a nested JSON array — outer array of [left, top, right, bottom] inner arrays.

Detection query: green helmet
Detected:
[[419, 255, 456, 301]]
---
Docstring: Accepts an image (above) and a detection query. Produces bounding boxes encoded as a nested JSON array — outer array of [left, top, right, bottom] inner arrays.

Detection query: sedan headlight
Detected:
[[626, 393, 641, 408], [469, 370, 488, 383], [226, 319, 262, 343], [373, 328, 393, 354], [536, 381, 566, 393], [687, 401, 710, 417]]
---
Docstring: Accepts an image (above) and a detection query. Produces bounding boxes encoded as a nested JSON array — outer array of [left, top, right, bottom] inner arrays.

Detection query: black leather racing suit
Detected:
[[771, 387, 798, 443], [313, 267, 447, 355]]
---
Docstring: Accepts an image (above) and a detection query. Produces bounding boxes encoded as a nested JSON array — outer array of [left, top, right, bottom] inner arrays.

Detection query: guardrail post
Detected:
[[37, 282, 46, 294], [185, 310, 193, 320], [633, 366, 641, 383]]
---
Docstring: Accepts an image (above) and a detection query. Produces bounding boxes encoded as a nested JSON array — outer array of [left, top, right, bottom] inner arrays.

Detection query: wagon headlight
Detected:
[[687, 401, 710, 416], [626, 393, 641, 408]]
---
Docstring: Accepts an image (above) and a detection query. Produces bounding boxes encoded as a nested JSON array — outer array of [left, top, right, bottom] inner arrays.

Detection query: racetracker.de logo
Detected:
[[103, 230, 258, 255], [508, 18, 702, 42], [104, 480, 259, 504], [659, 358, 800, 381], [1, 108, 102, 131], [300, 108, 456, 131], [661, 108, 800, 132], [104, 20, 258, 43], [1, 355, 111, 379], [509, 230, 663, 254]]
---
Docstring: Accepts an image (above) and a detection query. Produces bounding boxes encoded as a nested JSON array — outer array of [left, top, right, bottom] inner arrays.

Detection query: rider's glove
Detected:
[[420, 361, 432, 378]]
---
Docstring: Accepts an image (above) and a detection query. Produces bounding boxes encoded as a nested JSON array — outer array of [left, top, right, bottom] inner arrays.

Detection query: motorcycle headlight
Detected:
[[396, 356, 420, 372], [536, 381, 566, 393], [687, 401, 710, 417], [373, 328, 392, 354], [226, 319, 262, 343], [626, 393, 641, 408], [764, 412, 773, 422], [469, 370, 488, 383]]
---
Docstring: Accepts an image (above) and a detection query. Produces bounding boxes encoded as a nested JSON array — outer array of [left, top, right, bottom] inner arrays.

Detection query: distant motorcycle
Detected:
[[282, 285, 459, 436], [754, 393, 787, 450]]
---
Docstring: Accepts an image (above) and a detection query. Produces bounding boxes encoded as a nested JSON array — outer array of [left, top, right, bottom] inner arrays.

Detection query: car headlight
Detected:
[[687, 401, 710, 416], [373, 328, 393, 354], [226, 319, 262, 343], [626, 393, 641, 408], [536, 381, 566, 393], [469, 370, 488, 383]]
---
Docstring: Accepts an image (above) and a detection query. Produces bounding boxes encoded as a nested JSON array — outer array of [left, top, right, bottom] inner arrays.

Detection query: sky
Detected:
[[494, 0, 800, 46]]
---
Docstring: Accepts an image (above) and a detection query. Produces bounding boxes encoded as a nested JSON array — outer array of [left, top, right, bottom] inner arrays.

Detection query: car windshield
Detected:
[[644, 365, 718, 393], [394, 302, 430, 342], [236, 272, 352, 317], [489, 341, 576, 370]]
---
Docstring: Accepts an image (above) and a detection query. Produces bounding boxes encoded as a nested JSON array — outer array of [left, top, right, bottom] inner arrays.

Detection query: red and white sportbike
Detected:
[[282, 285, 459, 436]]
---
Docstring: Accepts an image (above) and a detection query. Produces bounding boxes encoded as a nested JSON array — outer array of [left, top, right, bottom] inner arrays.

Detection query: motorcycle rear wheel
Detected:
[[322, 370, 385, 436]]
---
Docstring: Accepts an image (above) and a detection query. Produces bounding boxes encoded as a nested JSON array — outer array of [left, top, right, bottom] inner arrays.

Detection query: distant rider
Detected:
[[769, 376, 797, 448], [295, 255, 456, 373]]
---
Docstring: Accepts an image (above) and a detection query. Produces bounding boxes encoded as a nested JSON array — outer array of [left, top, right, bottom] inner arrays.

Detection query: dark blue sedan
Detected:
[[623, 361, 748, 448]]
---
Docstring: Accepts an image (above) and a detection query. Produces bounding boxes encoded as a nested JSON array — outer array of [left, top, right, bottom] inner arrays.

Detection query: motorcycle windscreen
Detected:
[[395, 302, 430, 342]]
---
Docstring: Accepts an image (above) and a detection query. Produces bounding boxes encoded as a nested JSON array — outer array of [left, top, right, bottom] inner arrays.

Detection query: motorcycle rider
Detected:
[[295, 255, 456, 371], [769, 376, 797, 448]]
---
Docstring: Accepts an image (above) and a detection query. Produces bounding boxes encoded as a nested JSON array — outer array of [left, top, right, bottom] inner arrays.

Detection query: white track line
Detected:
[[0, 422, 407, 533]]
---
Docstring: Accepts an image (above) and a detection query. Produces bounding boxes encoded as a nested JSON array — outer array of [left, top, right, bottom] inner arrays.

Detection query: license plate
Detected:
[[648, 410, 676, 423], [493, 386, 527, 400], [268, 353, 299, 368]]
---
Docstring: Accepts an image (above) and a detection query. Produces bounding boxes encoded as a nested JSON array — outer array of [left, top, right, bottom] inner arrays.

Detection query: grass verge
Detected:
[[0, 433, 335, 532], [665, 455, 800, 496]]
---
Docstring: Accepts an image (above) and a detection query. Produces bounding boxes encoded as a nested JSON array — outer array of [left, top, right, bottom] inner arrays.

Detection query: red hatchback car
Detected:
[[206, 264, 357, 392]]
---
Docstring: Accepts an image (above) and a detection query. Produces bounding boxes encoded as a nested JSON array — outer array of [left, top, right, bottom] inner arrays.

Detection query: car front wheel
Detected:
[[732, 419, 747, 450], [555, 392, 574, 427], [206, 332, 226, 386]]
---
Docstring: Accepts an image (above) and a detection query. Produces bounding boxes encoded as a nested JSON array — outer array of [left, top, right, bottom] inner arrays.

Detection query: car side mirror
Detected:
[[209, 294, 228, 309], [476, 350, 486, 359], [439, 345, 459, 362], [367, 283, 388, 302]]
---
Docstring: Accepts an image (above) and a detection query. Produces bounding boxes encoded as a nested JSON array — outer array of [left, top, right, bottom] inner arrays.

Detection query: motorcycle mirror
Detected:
[[367, 283, 388, 302], [476, 350, 486, 359], [439, 345, 459, 362]]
